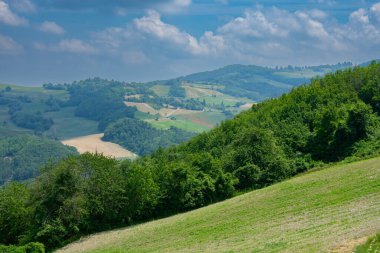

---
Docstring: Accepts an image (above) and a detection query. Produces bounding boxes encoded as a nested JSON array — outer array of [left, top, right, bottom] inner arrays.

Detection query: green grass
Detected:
[[134, 111, 156, 120], [45, 107, 99, 140], [150, 85, 170, 96], [147, 118, 209, 133], [57, 157, 380, 253], [354, 233, 380, 253]]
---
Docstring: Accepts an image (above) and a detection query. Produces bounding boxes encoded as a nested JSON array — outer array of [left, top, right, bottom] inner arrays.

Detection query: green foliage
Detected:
[[0, 182, 30, 245], [103, 118, 195, 155], [168, 84, 186, 98], [0, 135, 78, 185], [64, 78, 136, 130], [10, 112, 53, 132], [0, 243, 45, 253]]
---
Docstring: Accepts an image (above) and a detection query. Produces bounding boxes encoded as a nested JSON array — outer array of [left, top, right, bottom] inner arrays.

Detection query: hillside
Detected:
[[57, 157, 380, 253], [177, 62, 353, 100]]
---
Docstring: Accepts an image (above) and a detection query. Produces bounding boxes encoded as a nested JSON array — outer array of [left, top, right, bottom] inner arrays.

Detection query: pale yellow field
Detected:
[[240, 103, 254, 109], [125, 101, 201, 118], [159, 107, 201, 117], [124, 102, 157, 114], [62, 134, 137, 159], [184, 85, 225, 98]]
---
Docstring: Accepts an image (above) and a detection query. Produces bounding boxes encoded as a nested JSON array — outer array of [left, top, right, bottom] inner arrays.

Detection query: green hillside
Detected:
[[180, 62, 353, 100], [57, 157, 380, 253]]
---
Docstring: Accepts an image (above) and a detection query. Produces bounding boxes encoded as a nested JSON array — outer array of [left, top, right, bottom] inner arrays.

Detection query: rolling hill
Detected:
[[57, 156, 380, 253]]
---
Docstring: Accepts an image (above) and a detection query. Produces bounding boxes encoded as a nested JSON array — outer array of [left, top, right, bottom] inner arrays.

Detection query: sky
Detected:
[[1, 0, 380, 85]]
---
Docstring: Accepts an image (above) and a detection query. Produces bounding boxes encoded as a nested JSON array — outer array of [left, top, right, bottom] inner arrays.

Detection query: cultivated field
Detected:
[[57, 157, 380, 253], [62, 134, 136, 159]]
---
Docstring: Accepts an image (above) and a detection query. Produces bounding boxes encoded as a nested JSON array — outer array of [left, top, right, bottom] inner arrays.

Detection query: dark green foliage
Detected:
[[103, 118, 195, 155], [24, 153, 159, 250], [64, 78, 136, 130], [168, 84, 186, 98], [0, 243, 45, 253], [0, 182, 30, 245], [10, 112, 53, 132], [0, 135, 78, 185]]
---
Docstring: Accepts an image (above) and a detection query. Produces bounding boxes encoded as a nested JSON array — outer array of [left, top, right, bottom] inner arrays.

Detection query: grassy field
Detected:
[[57, 157, 380, 253], [354, 233, 380, 253], [147, 118, 210, 133], [150, 85, 170, 96], [45, 107, 99, 140]]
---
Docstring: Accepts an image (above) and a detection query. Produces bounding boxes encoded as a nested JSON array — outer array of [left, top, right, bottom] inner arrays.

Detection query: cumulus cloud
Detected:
[[0, 34, 23, 54], [157, 0, 191, 14], [8, 0, 36, 13], [57, 39, 98, 54], [0, 0, 27, 26], [370, 2, 380, 22], [39, 21, 65, 35], [219, 9, 288, 38], [134, 10, 223, 55], [35, 39, 98, 54], [93, 2, 380, 67]]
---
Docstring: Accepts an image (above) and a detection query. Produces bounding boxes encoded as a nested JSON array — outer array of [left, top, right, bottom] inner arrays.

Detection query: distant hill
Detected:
[[179, 62, 354, 100], [57, 156, 380, 253]]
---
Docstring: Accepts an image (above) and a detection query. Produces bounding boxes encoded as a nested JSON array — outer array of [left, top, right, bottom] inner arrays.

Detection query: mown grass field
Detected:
[[57, 157, 380, 253], [45, 107, 99, 140]]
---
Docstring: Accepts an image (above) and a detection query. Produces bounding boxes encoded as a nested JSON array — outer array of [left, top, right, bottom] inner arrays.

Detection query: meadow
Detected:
[[57, 157, 380, 253]]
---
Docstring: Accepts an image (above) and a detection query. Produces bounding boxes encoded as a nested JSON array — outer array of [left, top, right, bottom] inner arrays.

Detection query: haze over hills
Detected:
[[0, 61, 358, 185]]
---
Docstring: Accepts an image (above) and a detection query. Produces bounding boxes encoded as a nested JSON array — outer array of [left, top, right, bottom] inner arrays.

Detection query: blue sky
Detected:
[[1, 0, 380, 85]]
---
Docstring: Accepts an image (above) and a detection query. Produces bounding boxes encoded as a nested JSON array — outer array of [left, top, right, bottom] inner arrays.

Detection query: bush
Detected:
[[0, 243, 45, 253]]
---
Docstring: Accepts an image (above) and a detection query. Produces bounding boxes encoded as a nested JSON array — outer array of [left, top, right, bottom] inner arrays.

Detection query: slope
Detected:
[[57, 157, 380, 253], [180, 63, 353, 100]]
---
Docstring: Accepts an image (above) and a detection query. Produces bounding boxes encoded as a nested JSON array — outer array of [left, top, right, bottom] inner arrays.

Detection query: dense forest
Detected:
[[0, 135, 77, 185], [1, 62, 380, 251]]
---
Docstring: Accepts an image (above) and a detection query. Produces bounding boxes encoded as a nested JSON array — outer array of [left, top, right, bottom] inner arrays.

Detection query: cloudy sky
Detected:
[[1, 0, 380, 85]]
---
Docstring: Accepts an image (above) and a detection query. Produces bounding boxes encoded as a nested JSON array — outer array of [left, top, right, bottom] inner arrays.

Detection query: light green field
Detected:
[[57, 157, 380, 253], [150, 85, 170, 96], [147, 118, 209, 133], [45, 107, 99, 140]]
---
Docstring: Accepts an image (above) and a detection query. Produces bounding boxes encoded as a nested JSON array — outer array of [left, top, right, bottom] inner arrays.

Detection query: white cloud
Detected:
[[134, 10, 222, 55], [9, 0, 36, 13], [0, 0, 27, 26], [350, 8, 369, 24], [370, 2, 380, 22], [296, 11, 329, 39], [35, 39, 98, 54], [219, 10, 288, 38], [39, 21, 65, 35], [0, 34, 23, 54], [157, 0, 191, 14], [57, 39, 98, 54]]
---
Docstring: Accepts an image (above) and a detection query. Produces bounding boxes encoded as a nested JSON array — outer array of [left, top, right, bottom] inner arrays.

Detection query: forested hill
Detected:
[[176, 62, 354, 100], [1, 62, 380, 252]]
